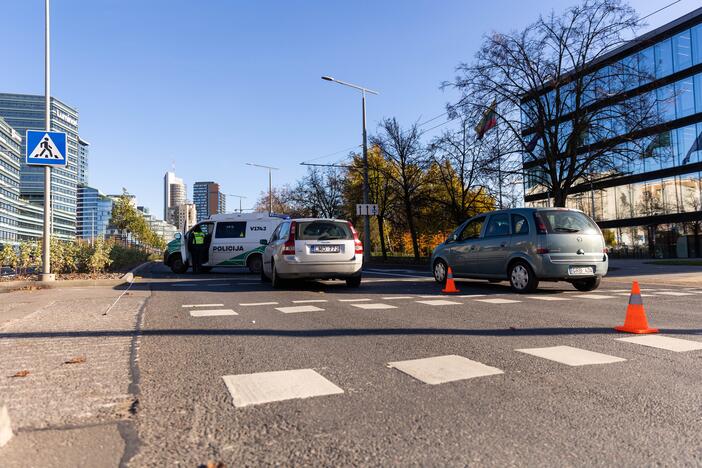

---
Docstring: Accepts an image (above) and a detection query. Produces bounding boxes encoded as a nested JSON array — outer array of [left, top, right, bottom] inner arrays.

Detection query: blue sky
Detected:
[[0, 0, 697, 217]]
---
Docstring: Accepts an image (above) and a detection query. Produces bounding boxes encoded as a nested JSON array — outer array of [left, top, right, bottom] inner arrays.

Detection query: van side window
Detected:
[[215, 222, 247, 239], [511, 214, 529, 235], [485, 213, 510, 237], [459, 216, 485, 241]]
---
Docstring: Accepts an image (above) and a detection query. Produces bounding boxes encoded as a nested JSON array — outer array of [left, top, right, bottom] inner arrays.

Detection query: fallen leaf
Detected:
[[203, 462, 225, 468], [64, 356, 86, 365], [11, 370, 30, 378]]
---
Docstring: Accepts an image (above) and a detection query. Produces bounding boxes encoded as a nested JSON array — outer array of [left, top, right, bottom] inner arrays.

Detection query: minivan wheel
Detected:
[[572, 276, 601, 292], [169, 254, 188, 274], [247, 254, 263, 274], [509, 261, 538, 293], [433, 259, 448, 284]]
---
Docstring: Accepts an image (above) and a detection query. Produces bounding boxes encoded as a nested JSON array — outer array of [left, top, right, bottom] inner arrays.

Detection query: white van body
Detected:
[[164, 212, 287, 273]]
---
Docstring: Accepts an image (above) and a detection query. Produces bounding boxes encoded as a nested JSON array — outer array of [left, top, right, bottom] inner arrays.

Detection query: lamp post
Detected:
[[224, 194, 246, 213], [246, 163, 278, 214], [321, 76, 378, 263], [41, 0, 54, 281]]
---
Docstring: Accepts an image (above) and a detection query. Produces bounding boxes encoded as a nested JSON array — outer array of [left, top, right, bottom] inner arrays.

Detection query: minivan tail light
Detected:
[[536, 248, 550, 254], [348, 222, 363, 254], [282, 221, 296, 255], [533, 212, 548, 234]]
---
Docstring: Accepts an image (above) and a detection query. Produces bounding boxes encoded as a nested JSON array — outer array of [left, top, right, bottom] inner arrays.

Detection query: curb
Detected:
[[0, 405, 12, 448], [0, 261, 154, 293]]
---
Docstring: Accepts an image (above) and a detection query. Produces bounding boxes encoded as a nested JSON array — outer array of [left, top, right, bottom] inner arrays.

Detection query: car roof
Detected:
[[288, 218, 349, 223]]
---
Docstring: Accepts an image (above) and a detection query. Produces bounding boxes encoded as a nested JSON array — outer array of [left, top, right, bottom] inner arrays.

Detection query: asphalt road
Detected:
[[126, 264, 702, 467]]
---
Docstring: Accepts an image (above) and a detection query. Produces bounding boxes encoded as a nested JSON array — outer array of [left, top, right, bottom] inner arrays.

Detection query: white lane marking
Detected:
[[475, 298, 521, 304], [222, 369, 344, 408], [182, 303, 225, 308], [338, 298, 371, 302], [516, 346, 626, 366], [617, 335, 702, 352], [574, 294, 615, 300], [276, 306, 325, 313], [189, 309, 238, 317], [388, 355, 503, 385], [418, 295, 446, 298], [292, 300, 328, 304], [350, 303, 397, 310], [239, 302, 279, 306], [655, 291, 695, 296], [416, 299, 462, 306], [527, 296, 571, 301], [455, 294, 486, 298], [614, 292, 656, 297], [382, 296, 414, 300], [604, 289, 631, 293]]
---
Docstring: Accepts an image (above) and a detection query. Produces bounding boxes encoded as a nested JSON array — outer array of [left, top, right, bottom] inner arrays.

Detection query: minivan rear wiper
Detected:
[[554, 227, 580, 232]]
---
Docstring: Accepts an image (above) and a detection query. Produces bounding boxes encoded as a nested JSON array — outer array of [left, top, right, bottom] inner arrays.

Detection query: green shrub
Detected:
[[109, 243, 150, 271], [0, 244, 17, 270], [88, 238, 113, 274]]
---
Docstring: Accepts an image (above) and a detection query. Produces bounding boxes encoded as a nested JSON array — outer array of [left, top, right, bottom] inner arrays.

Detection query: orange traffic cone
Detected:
[[615, 281, 658, 334], [442, 266, 460, 294]]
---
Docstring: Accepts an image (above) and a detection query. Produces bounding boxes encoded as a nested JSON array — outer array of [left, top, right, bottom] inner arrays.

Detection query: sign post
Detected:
[[355, 204, 379, 217]]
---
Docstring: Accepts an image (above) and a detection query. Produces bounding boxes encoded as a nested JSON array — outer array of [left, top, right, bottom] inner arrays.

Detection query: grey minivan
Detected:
[[431, 208, 608, 293]]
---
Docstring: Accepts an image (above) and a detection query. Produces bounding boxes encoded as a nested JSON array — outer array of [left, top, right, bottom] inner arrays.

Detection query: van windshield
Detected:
[[296, 221, 352, 241], [540, 210, 600, 235]]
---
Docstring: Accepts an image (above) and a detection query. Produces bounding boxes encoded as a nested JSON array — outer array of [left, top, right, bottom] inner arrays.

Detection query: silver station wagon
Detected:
[[431, 208, 608, 293]]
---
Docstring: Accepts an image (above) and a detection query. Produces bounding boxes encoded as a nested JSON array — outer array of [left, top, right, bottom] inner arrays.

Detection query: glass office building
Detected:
[[0, 116, 21, 246], [0, 93, 79, 241], [77, 186, 113, 241], [523, 8, 702, 258], [77, 137, 89, 187], [193, 181, 226, 222]]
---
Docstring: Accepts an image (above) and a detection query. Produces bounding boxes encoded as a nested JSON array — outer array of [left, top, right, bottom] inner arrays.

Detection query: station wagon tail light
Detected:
[[348, 222, 363, 254], [533, 212, 548, 234], [282, 221, 297, 255]]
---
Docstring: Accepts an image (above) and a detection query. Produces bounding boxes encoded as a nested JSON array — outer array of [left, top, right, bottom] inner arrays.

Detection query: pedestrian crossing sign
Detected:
[[26, 130, 67, 166]]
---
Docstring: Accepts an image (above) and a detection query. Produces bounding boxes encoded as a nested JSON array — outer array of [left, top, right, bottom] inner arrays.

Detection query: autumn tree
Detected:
[[447, 0, 660, 207]]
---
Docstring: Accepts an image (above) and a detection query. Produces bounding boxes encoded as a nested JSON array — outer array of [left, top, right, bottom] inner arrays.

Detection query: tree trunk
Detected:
[[404, 198, 420, 260], [378, 216, 388, 260], [553, 187, 568, 208]]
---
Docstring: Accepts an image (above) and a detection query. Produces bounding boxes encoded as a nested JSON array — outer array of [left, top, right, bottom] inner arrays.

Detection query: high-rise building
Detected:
[[193, 181, 226, 222], [169, 201, 197, 231], [0, 116, 21, 246], [76, 186, 113, 241], [163, 171, 186, 223], [77, 137, 90, 187], [0, 93, 80, 241], [522, 8, 702, 258]]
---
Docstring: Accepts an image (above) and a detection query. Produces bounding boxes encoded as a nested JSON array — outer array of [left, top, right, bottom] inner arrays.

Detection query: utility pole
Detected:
[[246, 163, 278, 214], [40, 0, 54, 282]]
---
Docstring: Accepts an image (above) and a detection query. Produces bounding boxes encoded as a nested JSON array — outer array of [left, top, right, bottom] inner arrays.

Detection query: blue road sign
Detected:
[[26, 130, 67, 166]]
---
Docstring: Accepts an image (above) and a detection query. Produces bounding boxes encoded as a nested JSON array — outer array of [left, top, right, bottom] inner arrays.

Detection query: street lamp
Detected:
[[246, 163, 279, 214], [224, 193, 247, 213], [321, 75, 378, 263]]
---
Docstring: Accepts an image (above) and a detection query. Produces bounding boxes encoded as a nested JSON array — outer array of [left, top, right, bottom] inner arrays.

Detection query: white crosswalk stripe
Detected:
[[527, 296, 570, 301], [574, 294, 615, 300], [516, 345, 626, 366], [292, 300, 328, 304], [388, 355, 503, 385], [189, 309, 238, 317], [654, 291, 695, 296], [617, 335, 702, 352], [338, 298, 371, 302], [240, 302, 279, 306], [351, 303, 397, 310], [475, 298, 521, 304], [222, 369, 344, 407], [382, 296, 414, 300], [276, 305, 324, 313], [416, 299, 462, 306], [182, 303, 224, 308]]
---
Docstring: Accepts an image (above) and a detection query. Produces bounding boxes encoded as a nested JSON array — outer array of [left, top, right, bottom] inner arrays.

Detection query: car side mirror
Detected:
[[448, 234, 457, 243], [260, 239, 268, 245], [174, 232, 182, 240]]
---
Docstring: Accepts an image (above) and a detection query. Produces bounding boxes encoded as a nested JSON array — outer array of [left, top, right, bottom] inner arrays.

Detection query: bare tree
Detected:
[[289, 167, 345, 218], [372, 118, 428, 260], [447, 0, 661, 207]]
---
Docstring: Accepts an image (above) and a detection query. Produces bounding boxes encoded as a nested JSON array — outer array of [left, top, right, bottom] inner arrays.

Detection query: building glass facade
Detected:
[[0, 116, 21, 246], [0, 93, 79, 241], [78, 137, 89, 187], [523, 8, 702, 258], [193, 181, 226, 222], [77, 186, 113, 241]]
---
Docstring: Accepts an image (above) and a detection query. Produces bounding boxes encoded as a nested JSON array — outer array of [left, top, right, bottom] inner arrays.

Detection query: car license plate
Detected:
[[312, 245, 340, 253], [568, 266, 593, 276]]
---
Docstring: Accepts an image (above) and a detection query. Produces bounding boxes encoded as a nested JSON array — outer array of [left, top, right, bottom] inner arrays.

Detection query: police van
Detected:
[[163, 212, 288, 274]]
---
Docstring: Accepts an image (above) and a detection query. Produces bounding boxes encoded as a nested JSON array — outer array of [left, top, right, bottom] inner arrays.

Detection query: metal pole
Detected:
[[497, 124, 503, 210], [239, 197, 242, 213], [268, 168, 272, 214], [361, 90, 371, 262], [41, 0, 54, 282]]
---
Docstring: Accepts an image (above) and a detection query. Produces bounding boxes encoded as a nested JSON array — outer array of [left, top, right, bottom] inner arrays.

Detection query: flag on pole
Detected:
[[681, 129, 702, 165], [474, 99, 497, 140]]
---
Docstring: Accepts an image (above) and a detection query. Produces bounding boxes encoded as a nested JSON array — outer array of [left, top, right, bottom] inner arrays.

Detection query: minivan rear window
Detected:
[[540, 210, 600, 235], [296, 221, 352, 240]]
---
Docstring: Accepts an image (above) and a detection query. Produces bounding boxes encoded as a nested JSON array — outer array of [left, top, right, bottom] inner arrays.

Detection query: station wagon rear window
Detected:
[[540, 211, 600, 235], [296, 221, 352, 240]]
